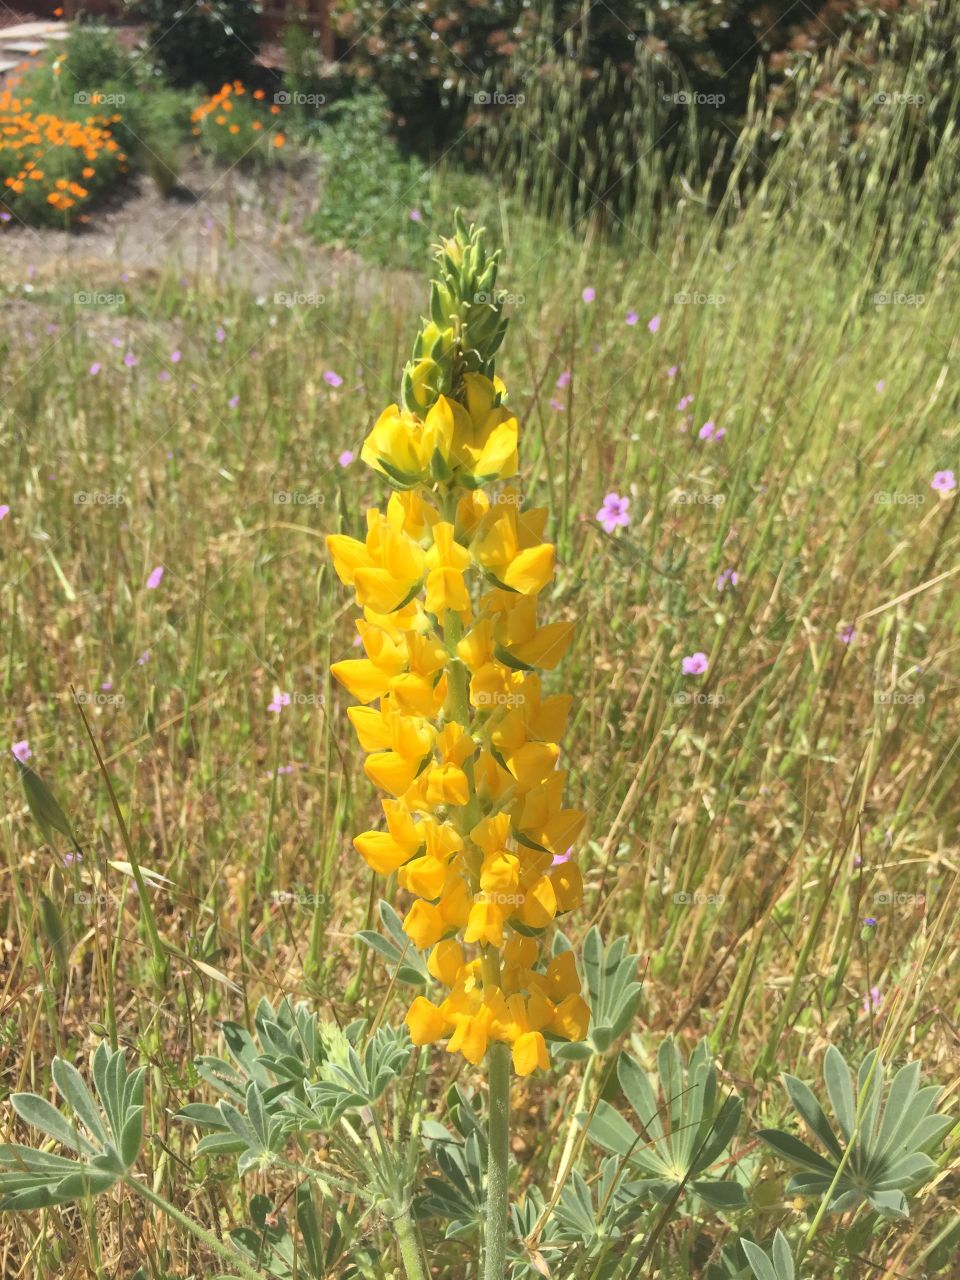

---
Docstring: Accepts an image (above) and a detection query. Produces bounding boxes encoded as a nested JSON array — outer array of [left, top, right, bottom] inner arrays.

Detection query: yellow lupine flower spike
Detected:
[[327, 215, 588, 1075]]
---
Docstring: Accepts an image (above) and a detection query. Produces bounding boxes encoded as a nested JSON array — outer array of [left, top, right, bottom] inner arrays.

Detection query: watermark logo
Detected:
[[873, 92, 924, 106], [873, 291, 925, 307], [874, 891, 925, 906], [675, 491, 725, 506], [270, 889, 330, 907], [474, 90, 525, 107], [75, 90, 126, 106], [274, 291, 325, 307], [474, 289, 524, 306], [74, 491, 126, 506], [74, 291, 125, 307], [663, 91, 725, 107], [873, 492, 925, 506], [274, 91, 326, 107], [75, 689, 125, 707], [674, 291, 726, 307], [474, 690, 525, 708], [673, 891, 725, 906], [674, 691, 725, 706], [273, 491, 324, 506]]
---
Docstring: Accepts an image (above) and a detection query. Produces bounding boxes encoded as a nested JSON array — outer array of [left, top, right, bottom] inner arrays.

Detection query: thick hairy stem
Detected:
[[483, 1041, 511, 1280], [395, 1204, 430, 1280]]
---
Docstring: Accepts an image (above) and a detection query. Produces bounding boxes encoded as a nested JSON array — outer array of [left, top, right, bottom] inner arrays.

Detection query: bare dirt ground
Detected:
[[0, 154, 410, 310]]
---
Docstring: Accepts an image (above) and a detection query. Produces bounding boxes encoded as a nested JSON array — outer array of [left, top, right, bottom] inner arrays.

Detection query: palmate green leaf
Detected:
[[741, 1230, 796, 1280], [1, 1045, 145, 1211], [759, 1047, 954, 1220], [582, 1041, 744, 1212]]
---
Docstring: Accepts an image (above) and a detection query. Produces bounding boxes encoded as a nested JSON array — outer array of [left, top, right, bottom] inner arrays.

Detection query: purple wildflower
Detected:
[[717, 567, 739, 592], [625, 310, 639, 326], [268, 691, 291, 714], [677, 394, 694, 411], [582, 286, 595, 303], [556, 369, 571, 389], [682, 652, 709, 675], [648, 314, 661, 333], [838, 624, 856, 645], [12, 740, 31, 764], [409, 208, 422, 222], [338, 450, 354, 467], [123, 352, 137, 368], [89, 362, 101, 376], [931, 469, 956, 494], [323, 371, 343, 388], [0, 505, 8, 520], [596, 492, 630, 533], [863, 986, 882, 1013]]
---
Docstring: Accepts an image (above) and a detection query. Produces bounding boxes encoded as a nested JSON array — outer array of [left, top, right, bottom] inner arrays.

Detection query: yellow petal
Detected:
[[405, 996, 448, 1044], [331, 659, 392, 704], [513, 1030, 549, 1076]]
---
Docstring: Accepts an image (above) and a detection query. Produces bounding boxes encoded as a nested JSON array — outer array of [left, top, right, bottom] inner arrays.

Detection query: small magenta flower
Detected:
[[170, 350, 182, 363], [838, 624, 856, 645], [596, 492, 630, 533], [215, 326, 226, 343], [677, 393, 694, 411], [582, 286, 595, 303], [0, 504, 8, 520], [648, 314, 661, 333], [158, 370, 171, 383], [146, 566, 164, 590], [12, 740, 31, 764], [101, 680, 113, 690], [338, 449, 355, 467], [549, 397, 565, 412], [863, 986, 882, 1013], [268, 691, 291, 714], [625, 310, 638, 326], [667, 365, 678, 379], [717, 567, 739, 592], [123, 351, 138, 368], [64, 851, 82, 866], [228, 394, 240, 408], [323, 370, 344, 388], [89, 361, 101, 376], [698, 421, 726, 442], [551, 847, 573, 867], [863, 916, 877, 927], [136, 650, 151, 665], [682, 652, 709, 675], [556, 369, 571, 389], [931, 469, 956, 494], [410, 208, 422, 223], [875, 379, 885, 393]]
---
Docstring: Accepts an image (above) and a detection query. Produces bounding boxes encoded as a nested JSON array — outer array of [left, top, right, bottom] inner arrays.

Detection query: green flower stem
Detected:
[[123, 1175, 266, 1280], [395, 1204, 429, 1280], [483, 1041, 511, 1280]]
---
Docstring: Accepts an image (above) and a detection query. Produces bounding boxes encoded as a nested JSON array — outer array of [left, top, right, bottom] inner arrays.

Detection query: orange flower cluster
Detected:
[[0, 89, 124, 220], [190, 81, 285, 149]]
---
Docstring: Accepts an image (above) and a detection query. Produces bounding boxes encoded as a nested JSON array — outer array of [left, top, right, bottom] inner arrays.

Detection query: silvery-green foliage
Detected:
[[0, 1045, 144, 1210], [222, 1188, 385, 1280], [581, 1038, 746, 1210], [757, 1047, 954, 1220], [418, 1085, 486, 1238], [357, 900, 430, 986], [555, 927, 643, 1060], [741, 1230, 797, 1280]]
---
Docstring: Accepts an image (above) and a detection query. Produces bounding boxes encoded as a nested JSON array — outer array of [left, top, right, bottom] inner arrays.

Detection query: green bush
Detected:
[[134, 0, 261, 88]]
